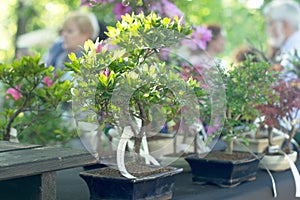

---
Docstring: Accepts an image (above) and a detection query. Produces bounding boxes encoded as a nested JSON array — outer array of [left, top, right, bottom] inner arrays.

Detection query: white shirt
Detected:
[[277, 31, 300, 130], [278, 30, 300, 80]]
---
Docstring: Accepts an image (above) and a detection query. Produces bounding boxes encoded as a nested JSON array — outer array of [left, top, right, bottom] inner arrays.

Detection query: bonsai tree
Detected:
[[210, 57, 278, 154], [66, 12, 201, 178], [257, 78, 300, 154], [0, 55, 72, 142]]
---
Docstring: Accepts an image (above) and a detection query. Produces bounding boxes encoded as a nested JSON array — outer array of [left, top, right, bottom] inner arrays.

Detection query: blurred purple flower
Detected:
[[182, 26, 212, 51], [137, 7, 144, 14], [150, 2, 162, 13], [206, 125, 218, 135], [158, 48, 171, 61], [150, 0, 184, 21], [162, 0, 184, 20], [193, 26, 212, 50], [113, 2, 132, 20], [205, 117, 221, 135]]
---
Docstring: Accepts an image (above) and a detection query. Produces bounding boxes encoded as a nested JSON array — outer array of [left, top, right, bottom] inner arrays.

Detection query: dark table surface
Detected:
[[56, 158, 300, 200]]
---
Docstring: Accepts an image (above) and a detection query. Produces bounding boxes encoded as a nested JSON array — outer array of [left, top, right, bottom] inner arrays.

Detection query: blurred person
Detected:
[[44, 11, 105, 80], [263, 0, 300, 79], [15, 48, 34, 59], [264, 0, 300, 149], [42, 11, 102, 133], [232, 45, 262, 64]]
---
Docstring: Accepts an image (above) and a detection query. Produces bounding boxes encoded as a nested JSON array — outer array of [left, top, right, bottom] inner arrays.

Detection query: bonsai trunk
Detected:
[[3, 129, 11, 141], [225, 139, 234, 154], [4, 96, 29, 141], [194, 133, 198, 154], [284, 124, 297, 154], [225, 109, 234, 154], [267, 127, 274, 146], [225, 130, 234, 154], [134, 132, 143, 156], [4, 113, 20, 141], [255, 122, 265, 139], [134, 101, 149, 160]]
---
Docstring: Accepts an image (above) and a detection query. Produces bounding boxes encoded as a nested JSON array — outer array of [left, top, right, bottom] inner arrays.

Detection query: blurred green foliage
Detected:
[[1, 0, 300, 145], [1, 0, 300, 63], [0, 54, 73, 145], [17, 110, 76, 146]]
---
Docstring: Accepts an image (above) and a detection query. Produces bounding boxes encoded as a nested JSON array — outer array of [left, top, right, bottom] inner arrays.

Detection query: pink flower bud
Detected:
[[6, 85, 22, 101], [95, 43, 103, 53], [43, 76, 54, 87], [103, 68, 110, 77]]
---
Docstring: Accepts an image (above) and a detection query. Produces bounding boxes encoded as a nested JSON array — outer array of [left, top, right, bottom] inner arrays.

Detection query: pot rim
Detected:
[[79, 165, 183, 182]]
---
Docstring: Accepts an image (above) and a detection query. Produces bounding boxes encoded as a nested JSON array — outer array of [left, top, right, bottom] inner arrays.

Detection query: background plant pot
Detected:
[[184, 151, 263, 187], [148, 134, 195, 160], [233, 132, 285, 153], [80, 165, 182, 200], [259, 151, 298, 171]]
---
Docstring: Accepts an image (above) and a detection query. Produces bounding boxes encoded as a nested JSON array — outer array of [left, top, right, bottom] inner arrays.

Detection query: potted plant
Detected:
[[184, 57, 278, 187], [66, 12, 199, 199], [0, 55, 71, 143], [257, 78, 300, 171], [231, 46, 286, 153]]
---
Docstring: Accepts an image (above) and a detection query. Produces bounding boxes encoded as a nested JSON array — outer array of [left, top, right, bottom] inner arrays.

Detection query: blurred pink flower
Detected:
[[6, 85, 22, 101], [95, 43, 103, 53], [182, 26, 212, 51], [113, 3, 132, 20], [44, 76, 54, 87], [103, 68, 110, 77]]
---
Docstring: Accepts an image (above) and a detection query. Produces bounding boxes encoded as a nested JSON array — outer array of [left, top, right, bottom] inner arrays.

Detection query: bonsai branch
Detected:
[[4, 95, 29, 141]]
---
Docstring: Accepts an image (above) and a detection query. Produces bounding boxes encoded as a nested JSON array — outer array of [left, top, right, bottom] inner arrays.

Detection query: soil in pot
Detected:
[[92, 162, 170, 177], [80, 162, 182, 200], [185, 151, 263, 187]]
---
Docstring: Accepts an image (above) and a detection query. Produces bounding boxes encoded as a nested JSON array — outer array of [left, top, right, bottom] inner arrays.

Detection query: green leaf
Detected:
[[68, 52, 77, 61], [84, 39, 95, 52]]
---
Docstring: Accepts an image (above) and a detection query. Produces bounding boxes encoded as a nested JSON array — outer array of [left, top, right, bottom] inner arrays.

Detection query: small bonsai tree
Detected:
[[66, 12, 200, 178], [0, 55, 72, 142], [212, 58, 278, 154], [257, 78, 300, 154]]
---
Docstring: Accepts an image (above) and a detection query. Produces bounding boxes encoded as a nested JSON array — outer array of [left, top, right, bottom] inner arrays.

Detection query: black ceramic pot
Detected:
[[80, 165, 182, 200], [185, 151, 263, 187]]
